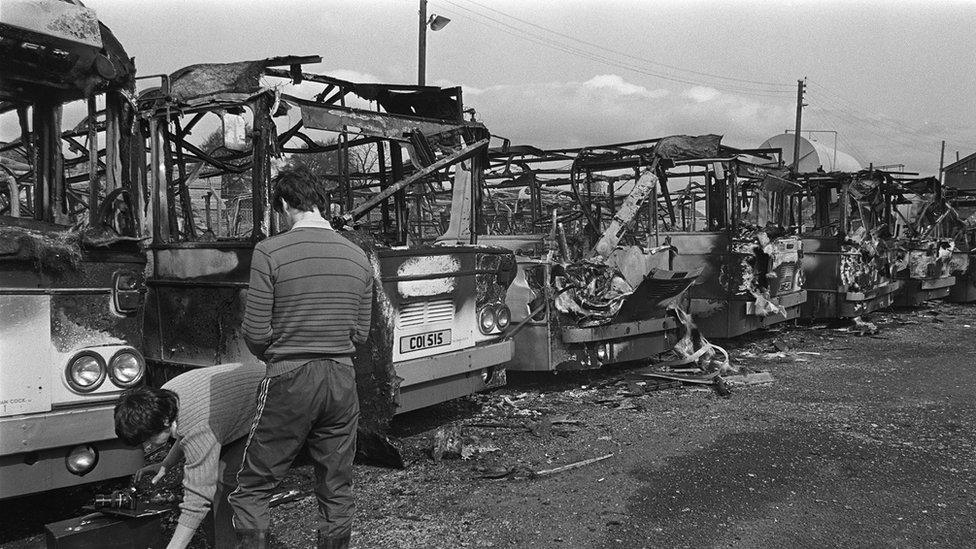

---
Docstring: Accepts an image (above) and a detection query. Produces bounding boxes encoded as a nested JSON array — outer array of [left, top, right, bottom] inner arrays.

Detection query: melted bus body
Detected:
[[797, 171, 902, 319], [473, 142, 698, 371], [623, 142, 806, 339], [885, 173, 956, 307], [946, 189, 976, 303], [523, 136, 805, 340], [0, 0, 145, 498], [136, 59, 515, 426]]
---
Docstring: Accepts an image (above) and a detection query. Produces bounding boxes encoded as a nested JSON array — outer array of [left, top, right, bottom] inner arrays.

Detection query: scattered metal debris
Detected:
[[430, 425, 464, 462], [534, 453, 615, 477]]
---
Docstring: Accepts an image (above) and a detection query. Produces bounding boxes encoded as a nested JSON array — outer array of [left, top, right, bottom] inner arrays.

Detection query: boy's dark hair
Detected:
[[271, 165, 330, 214], [114, 387, 179, 446]]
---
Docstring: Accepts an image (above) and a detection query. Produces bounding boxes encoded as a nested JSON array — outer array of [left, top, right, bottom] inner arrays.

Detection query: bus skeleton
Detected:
[[134, 57, 517, 432], [474, 139, 701, 371]]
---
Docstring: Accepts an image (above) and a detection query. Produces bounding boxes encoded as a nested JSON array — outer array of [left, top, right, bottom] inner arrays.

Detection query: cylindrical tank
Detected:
[[760, 133, 861, 173]]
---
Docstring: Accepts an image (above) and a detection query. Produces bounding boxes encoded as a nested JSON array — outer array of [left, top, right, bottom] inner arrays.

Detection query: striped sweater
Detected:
[[243, 216, 374, 377], [163, 362, 265, 531]]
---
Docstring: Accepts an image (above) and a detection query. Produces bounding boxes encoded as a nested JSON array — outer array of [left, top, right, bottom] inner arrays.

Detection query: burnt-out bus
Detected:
[[0, 0, 145, 497], [796, 171, 902, 318], [946, 189, 976, 303], [882, 171, 955, 307], [599, 137, 807, 339], [532, 136, 805, 340], [473, 141, 699, 371], [134, 58, 516, 426]]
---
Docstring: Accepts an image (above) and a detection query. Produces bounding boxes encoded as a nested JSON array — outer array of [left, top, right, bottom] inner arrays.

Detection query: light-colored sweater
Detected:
[[163, 362, 265, 531]]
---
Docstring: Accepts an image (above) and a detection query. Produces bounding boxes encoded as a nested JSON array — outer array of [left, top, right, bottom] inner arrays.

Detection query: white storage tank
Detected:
[[760, 133, 861, 173]]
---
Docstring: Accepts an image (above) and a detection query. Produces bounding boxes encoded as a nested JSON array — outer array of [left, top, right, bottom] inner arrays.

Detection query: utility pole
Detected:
[[418, 0, 427, 85], [792, 78, 807, 172], [938, 140, 946, 203], [939, 140, 946, 183]]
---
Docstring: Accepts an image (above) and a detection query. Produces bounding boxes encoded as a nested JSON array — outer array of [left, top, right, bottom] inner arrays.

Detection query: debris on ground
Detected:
[[471, 453, 615, 481], [534, 453, 615, 477], [771, 339, 790, 352], [461, 443, 500, 461], [851, 316, 880, 335], [430, 425, 463, 461]]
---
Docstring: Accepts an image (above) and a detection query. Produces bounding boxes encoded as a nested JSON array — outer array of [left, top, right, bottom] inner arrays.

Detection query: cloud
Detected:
[[323, 68, 382, 83], [457, 75, 791, 151], [582, 75, 668, 99], [684, 86, 721, 103]]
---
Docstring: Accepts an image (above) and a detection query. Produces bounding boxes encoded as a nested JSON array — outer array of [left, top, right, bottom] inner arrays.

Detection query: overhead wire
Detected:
[[805, 107, 869, 165], [456, 0, 794, 91], [809, 81, 929, 137], [810, 81, 976, 150], [430, 0, 795, 99], [804, 90, 920, 150]]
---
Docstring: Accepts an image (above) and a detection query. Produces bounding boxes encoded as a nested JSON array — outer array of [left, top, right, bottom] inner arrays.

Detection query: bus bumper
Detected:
[[0, 404, 144, 499], [395, 339, 513, 414]]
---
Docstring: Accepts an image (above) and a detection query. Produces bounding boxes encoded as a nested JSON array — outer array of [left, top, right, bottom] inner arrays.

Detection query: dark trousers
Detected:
[[205, 437, 245, 548], [229, 359, 359, 538]]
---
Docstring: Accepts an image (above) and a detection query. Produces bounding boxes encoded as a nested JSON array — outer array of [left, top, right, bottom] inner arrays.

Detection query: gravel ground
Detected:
[[4, 302, 976, 548]]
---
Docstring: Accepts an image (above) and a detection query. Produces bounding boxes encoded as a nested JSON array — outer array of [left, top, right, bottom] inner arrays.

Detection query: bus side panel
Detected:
[[0, 295, 55, 416]]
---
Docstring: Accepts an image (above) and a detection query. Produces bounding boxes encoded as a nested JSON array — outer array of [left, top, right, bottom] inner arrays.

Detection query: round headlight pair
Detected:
[[478, 304, 512, 335], [66, 349, 145, 393]]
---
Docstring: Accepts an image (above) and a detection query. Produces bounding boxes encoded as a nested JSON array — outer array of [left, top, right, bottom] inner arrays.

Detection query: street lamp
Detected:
[[418, 0, 451, 85]]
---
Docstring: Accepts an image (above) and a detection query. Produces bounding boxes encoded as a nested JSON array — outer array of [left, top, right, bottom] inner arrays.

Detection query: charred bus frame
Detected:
[[473, 140, 699, 371], [134, 58, 516, 427], [946, 188, 976, 303], [796, 171, 902, 318], [883, 171, 955, 307], [553, 137, 807, 339]]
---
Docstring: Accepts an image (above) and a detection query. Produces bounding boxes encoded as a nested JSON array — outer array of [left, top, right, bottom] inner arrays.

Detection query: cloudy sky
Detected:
[[61, 0, 976, 173]]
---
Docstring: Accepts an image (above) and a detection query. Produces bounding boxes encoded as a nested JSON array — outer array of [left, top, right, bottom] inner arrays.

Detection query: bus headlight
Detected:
[[66, 352, 106, 393], [109, 350, 144, 387], [478, 307, 496, 334], [65, 444, 99, 476], [494, 304, 511, 330]]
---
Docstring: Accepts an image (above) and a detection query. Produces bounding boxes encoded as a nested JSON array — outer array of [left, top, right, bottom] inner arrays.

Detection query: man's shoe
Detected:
[[316, 531, 351, 549], [235, 529, 268, 549]]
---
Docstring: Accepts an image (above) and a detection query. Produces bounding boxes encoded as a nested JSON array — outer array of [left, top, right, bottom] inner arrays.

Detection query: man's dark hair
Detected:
[[114, 387, 179, 446], [271, 165, 330, 214]]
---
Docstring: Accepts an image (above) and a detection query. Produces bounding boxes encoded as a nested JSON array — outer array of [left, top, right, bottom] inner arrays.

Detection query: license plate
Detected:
[[400, 329, 452, 353]]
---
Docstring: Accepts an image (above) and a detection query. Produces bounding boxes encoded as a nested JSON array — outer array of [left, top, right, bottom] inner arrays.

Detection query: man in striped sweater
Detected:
[[114, 361, 265, 549], [229, 166, 373, 549]]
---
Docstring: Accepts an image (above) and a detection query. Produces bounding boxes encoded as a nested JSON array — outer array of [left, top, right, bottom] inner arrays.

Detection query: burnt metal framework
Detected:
[[480, 137, 794, 253], [480, 136, 806, 340], [797, 170, 944, 239], [136, 58, 516, 427], [135, 57, 489, 246], [795, 169, 956, 310], [0, 2, 138, 233]]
